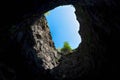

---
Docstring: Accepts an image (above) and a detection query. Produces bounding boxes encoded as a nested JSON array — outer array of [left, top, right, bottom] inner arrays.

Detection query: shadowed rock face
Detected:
[[0, 15, 58, 80], [0, 0, 120, 80], [52, 2, 120, 79]]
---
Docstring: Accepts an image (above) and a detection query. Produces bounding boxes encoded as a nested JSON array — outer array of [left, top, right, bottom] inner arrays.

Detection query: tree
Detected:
[[44, 11, 50, 16], [61, 42, 72, 55]]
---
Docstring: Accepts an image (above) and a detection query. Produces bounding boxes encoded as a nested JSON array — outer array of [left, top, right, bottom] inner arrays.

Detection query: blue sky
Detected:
[[45, 5, 81, 49]]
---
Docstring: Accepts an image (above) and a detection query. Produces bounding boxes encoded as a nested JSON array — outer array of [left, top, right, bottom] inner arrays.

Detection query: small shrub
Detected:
[[61, 42, 72, 55], [44, 11, 50, 16]]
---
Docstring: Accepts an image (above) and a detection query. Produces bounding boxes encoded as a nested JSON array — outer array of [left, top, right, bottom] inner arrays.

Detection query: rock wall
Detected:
[[31, 16, 58, 69], [52, 1, 120, 80], [0, 0, 120, 80], [0, 15, 58, 80]]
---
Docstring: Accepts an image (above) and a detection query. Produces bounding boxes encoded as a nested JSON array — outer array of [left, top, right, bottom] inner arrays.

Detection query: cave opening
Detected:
[[0, 0, 119, 80], [44, 5, 81, 50]]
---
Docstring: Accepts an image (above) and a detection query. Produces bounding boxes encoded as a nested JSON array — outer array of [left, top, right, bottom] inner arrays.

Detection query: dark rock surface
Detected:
[[0, 15, 58, 80], [52, 1, 120, 80], [0, 0, 120, 80]]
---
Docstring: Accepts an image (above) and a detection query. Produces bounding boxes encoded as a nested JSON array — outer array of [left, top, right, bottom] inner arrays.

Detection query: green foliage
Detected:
[[44, 11, 50, 16], [61, 42, 72, 54]]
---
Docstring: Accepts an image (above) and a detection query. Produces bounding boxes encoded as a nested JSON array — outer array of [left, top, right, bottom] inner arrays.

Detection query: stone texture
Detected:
[[31, 16, 58, 69], [0, 0, 120, 80], [0, 15, 58, 80]]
